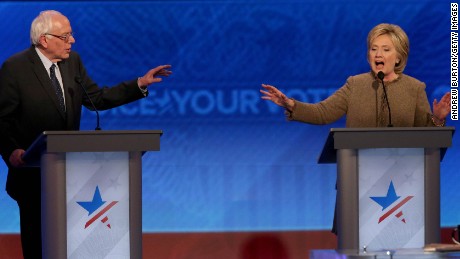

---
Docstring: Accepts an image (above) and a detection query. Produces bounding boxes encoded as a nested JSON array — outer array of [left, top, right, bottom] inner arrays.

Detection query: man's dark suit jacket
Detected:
[[0, 45, 146, 200]]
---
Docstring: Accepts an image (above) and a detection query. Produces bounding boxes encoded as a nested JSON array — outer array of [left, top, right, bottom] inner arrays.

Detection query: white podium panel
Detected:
[[319, 127, 454, 250], [358, 148, 424, 250], [26, 130, 161, 259], [66, 152, 130, 259]]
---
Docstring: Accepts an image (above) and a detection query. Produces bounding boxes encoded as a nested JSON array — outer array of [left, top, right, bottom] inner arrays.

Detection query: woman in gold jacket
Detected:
[[261, 23, 451, 127]]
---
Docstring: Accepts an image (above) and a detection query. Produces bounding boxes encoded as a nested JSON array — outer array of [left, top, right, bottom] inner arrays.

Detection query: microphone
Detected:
[[377, 71, 393, 127], [75, 76, 101, 130]]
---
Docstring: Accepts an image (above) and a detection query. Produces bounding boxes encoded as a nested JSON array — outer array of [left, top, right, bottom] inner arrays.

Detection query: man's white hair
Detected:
[[30, 10, 63, 46]]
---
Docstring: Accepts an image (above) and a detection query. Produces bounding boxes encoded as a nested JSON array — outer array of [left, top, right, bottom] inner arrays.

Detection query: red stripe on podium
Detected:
[[84, 201, 118, 229], [378, 196, 413, 223]]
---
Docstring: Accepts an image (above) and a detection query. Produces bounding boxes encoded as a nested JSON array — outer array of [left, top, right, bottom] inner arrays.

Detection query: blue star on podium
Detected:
[[370, 181, 413, 224], [77, 186, 118, 229], [77, 186, 106, 215], [370, 181, 400, 210]]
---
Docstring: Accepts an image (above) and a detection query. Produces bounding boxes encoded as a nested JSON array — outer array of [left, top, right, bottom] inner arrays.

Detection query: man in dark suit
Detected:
[[0, 10, 172, 258]]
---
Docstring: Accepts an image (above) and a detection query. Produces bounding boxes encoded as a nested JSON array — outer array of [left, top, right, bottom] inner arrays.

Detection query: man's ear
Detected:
[[38, 35, 48, 48]]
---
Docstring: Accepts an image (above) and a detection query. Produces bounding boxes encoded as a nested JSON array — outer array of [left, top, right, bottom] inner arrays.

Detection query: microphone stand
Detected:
[[75, 77, 102, 130], [377, 71, 393, 127]]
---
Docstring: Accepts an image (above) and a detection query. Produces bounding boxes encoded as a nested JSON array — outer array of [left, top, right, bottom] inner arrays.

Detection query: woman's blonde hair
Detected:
[[367, 23, 409, 74]]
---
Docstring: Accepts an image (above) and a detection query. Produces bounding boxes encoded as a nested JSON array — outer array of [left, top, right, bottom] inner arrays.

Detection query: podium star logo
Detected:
[[77, 186, 118, 229], [370, 181, 400, 210], [77, 186, 106, 215], [370, 181, 413, 224]]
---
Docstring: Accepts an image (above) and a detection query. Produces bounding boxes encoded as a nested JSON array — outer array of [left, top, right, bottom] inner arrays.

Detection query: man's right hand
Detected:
[[9, 149, 26, 167]]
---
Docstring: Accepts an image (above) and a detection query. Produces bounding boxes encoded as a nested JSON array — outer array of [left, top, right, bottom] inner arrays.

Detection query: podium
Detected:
[[318, 127, 454, 251], [23, 130, 162, 259]]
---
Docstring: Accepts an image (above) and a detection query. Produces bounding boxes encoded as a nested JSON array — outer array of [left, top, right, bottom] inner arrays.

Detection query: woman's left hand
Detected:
[[433, 92, 451, 120]]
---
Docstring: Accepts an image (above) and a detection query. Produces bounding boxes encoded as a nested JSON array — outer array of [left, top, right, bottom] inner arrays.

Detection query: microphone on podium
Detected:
[[75, 76, 102, 130], [377, 71, 393, 127]]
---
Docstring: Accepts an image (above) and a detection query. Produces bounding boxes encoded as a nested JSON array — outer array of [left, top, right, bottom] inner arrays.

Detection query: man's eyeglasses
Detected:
[[44, 32, 74, 43]]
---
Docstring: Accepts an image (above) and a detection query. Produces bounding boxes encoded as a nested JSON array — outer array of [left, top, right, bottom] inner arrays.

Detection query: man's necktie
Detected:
[[50, 64, 66, 113]]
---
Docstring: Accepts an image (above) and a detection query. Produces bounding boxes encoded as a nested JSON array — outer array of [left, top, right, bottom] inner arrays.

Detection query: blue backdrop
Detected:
[[0, 0, 458, 233]]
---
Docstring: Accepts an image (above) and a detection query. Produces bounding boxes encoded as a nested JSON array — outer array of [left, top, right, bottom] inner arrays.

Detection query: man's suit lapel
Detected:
[[28, 47, 67, 120]]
